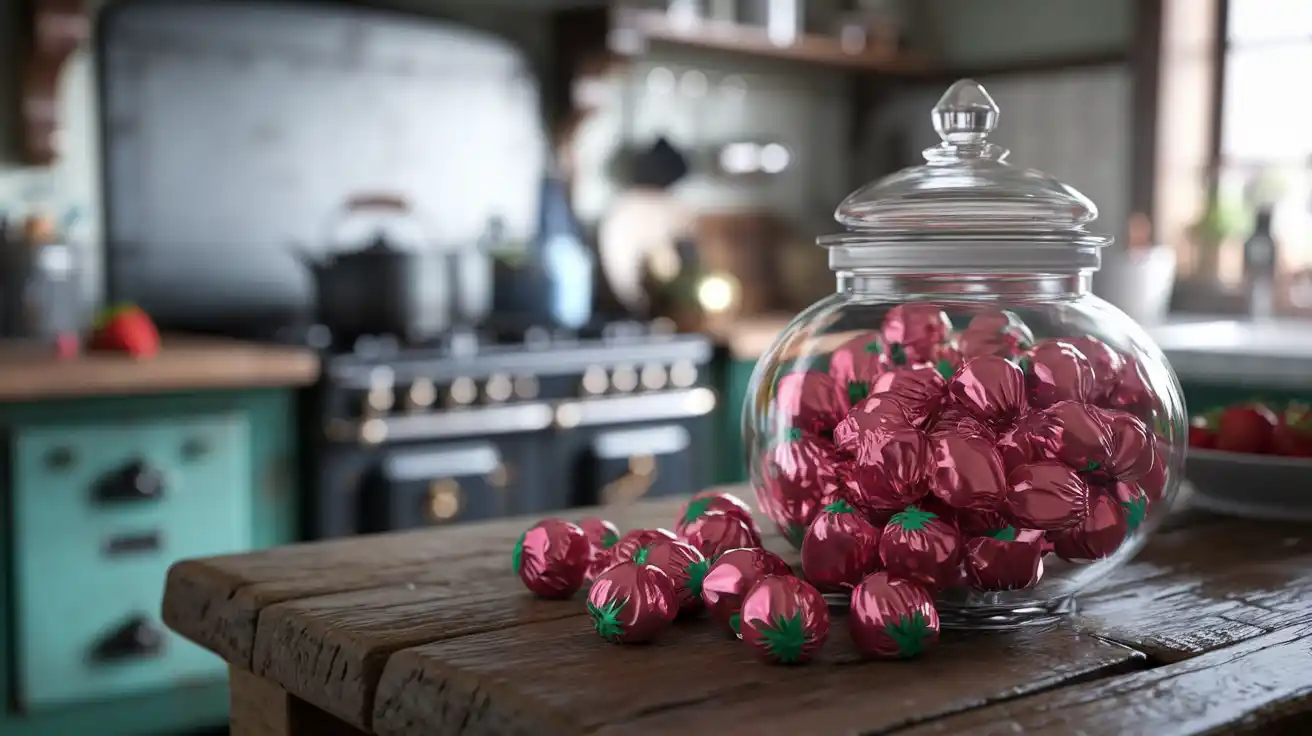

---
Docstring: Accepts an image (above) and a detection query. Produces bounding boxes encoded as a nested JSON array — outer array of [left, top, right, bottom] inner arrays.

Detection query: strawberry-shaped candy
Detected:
[[636, 538, 709, 615], [1004, 462, 1091, 531], [611, 528, 678, 565], [882, 304, 953, 366], [957, 309, 1034, 361], [828, 331, 891, 404], [513, 519, 590, 599], [775, 370, 850, 436], [701, 547, 793, 637], [801, 499, 882, 593], [675, 489, 757, 538], [757, 428, 840, 548], [1048, 492, 1127, 562], [577, 517, 621, 582], [1065, 336, 1124, 403], [1095, 408, 1153, 483], [587, 560, 678, 644], [91, 303, 161, 358], [930, 406, 994, 441], [964, 528, 1045, 590], [834, 395, 915, 453], [740, 575, 830, 665], [927, 433, 1007, 511], [1036, 400, 1114, 473], [948, 355, 1028, 429], [879, 504, 963, 592], [997, 411, 1049, 472], [849, 571, 940, 659], [868, 364, 948, 427], [681, 510, 761, 560], [1024, 339, 1095, 409], [1106, 357, 1157, 422], [1109, 481, 1151, 531]]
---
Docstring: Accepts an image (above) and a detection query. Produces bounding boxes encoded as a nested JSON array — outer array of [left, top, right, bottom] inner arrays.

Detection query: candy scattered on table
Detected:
[[513, 519, 590, 599], [800, 498, 881, 593], [577, 517, 621, 582], [701, 547, 793, 637], [739, 575, 829, 664], [849, 572, 940, 659], [587, 559, 678, 644], [640, 538, 710, 615]]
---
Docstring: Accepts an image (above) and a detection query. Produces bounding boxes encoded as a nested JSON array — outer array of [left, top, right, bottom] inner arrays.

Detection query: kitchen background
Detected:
[[1, 0, 1309, 734]]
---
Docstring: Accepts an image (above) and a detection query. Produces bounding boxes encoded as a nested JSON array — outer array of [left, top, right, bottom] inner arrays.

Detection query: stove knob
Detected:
[[406, 379, 436, 411], [485, 373, 513, 403], [427, 479, 462, 522], [514, 375, 539, 400], [448, 377, 477, 407], [581, 366, 608, 396], [670, 360, 698, 388], [640, 363, 668, 391], [365, 387, 394, 414], [611, 365, 638, 394]]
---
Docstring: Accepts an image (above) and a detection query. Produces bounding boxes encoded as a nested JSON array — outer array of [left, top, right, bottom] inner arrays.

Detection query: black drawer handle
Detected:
[[93, 460, 166, 504], [91, 615, 165, 663]]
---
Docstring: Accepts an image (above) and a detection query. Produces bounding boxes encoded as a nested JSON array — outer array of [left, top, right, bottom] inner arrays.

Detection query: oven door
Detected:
[[361, 439, 537, 532], [576, 423, 699, 507]]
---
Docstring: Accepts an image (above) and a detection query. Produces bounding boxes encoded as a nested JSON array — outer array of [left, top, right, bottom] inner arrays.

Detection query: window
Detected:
[[1214, 0, 1312, 293]]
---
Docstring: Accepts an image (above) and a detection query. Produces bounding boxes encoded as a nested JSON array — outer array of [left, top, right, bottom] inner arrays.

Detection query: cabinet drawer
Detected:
[[11, 413, 252, 710]]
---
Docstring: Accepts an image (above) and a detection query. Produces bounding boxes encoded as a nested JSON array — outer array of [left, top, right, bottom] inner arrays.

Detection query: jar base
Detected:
[[822, 593, 1076, 631]]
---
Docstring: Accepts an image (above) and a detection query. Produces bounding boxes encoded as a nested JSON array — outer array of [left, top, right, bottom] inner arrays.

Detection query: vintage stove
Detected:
[[304, 320, 716, 539]]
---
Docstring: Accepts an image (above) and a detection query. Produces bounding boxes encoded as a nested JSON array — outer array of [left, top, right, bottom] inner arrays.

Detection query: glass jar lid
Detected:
[[819, 79, 1111, 266]]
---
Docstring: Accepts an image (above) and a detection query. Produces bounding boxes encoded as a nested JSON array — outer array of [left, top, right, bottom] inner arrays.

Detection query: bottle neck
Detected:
[[835, 272, 1091, 301]]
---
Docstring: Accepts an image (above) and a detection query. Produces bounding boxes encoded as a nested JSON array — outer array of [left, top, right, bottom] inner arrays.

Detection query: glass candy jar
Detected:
[[744, 80, 1186, 629]]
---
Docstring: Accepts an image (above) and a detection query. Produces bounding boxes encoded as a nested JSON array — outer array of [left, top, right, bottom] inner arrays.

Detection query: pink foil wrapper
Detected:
[[681, 510, 763, 560], [700, 547, 794, 636], [849, 572, 940, 659], [759, 429, 841, 548], [927, 433, 1008, 511], [828, 332, 892, 404], [1096, 408, 1154, 483], [639, 538, 709, 615], [931, 406, 995, 441], [1066, 336, 1125, 403], [948, 355, 1028, 429], [847, 427, 932, 509], [882, 305, 954, 366], [1109, 481, 1151, 531], [801, 498, 883, 592], [775, 370, 850, 435], [587, 560, 679, 643], [1138, 442, 1167, 503], [1004, 462, 1092, 531], [675, 489, 758, 538], [964, 529, 1045, 590], [834, 395, 915, 453], [514, 518, 591, 599], [952, 507, 1012, 538], [1036, 400, 1114, 473], [879, 504, 964, 592], [1049, 491, 1128, 562], [868, 365, 948, 427], [997, 411, 1048, 472], [612, 528, 678, 565], [1107, 357, 1157, 422], [1024, 339, 1095, 409], [577, 517, 621, 582], [958, 309, 1035, 361], [740, 575, 830, 665]]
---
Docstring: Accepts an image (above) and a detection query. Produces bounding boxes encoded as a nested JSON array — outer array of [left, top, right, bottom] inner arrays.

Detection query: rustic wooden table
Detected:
[[162, 487, 1312, 736]]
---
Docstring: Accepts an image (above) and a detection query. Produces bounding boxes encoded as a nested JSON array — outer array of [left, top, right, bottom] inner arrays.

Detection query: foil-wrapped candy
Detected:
[[739, 575, 830, 665]]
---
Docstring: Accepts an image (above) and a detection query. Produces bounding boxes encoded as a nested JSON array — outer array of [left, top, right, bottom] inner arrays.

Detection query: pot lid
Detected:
[[825, 79, 1109, 247]]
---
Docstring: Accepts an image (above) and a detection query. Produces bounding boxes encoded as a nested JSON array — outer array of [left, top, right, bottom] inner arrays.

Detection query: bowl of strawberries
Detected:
[[1185, 402, 1312, 521]]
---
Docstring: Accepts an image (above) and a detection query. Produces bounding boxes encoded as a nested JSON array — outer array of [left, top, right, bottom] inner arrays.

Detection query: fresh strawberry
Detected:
[[1272, 403, 1312, 457], [1187, 414, 1217, 449], [1215, 403, 1277, 455], [91, 303, 160, 358]]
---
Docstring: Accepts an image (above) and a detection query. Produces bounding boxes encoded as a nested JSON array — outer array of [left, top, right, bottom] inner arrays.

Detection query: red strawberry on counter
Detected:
[[1214, 403, 1276, 455], [91, 303, 160, 358], [1187, 413, 1217, 450], [1273, 403, 1312, 457]]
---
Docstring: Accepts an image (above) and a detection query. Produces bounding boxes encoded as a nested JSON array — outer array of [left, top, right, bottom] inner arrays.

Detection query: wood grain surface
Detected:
[[0, 334, 318, 402], [163, 487, 1312, 736]]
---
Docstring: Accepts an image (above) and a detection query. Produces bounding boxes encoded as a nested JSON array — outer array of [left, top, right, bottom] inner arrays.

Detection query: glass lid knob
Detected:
[[932, 79, 999, 145]]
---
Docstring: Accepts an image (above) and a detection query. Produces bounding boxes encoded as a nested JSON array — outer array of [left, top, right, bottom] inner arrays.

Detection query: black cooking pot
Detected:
[[291, 195, 452, 344]]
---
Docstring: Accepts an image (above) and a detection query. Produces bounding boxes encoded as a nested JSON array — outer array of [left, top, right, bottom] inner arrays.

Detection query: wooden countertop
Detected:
[[164, 488, 1312, 736], [0, 335, 319, 402]]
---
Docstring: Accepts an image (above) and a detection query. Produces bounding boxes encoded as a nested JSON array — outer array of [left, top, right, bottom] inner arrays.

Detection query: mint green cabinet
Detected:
[[0, 389, 297, 736]]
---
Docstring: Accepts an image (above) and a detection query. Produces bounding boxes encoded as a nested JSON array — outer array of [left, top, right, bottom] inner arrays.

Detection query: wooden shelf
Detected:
[[612, 9, 929, 75]]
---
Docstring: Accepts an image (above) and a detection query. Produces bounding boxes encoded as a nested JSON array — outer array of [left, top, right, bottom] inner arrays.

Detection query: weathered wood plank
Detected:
[[896, 624, 1312, 736], [163, 498, 690, 666], [1080, 522, 1312, 662], [370, 615, 1144, 736], [228, 665, 369, 736]]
